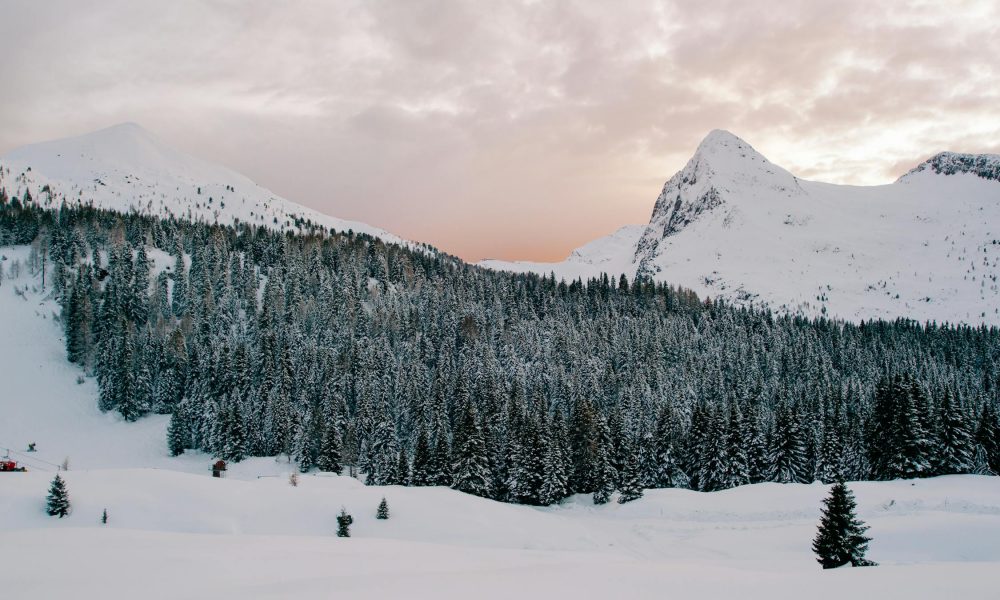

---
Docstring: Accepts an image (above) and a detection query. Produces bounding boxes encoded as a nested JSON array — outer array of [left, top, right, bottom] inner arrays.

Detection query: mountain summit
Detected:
[[484, 131, 1000, 325], [634, 130, 802, 276]]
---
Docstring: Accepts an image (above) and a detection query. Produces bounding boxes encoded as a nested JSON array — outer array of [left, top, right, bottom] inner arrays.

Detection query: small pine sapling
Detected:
[[336, 507, 353, 537], [376, 497, 389, 520], [101, 508, 108, 525]]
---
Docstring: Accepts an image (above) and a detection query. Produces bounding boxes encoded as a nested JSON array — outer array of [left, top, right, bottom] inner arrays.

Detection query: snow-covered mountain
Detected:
[[483, 130, 1000, 325], [0, 122, 410, 246]]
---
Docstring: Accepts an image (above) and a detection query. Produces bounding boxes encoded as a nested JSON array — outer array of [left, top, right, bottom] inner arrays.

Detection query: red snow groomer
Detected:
[[0, 459, 27, 472]]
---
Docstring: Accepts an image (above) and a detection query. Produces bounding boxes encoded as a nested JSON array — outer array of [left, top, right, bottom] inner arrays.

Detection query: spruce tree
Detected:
[[653, 404, 689, 488], [935, 390, 974, 475], [889, 379, 934, 479], [397, 445, 411, 486], [451, 405, 493, 497], [617, 437, 644, 504], [975, 402, 1000, 474], [592, 417, 617, 505], [46, 474, 71, 518], [167, 409, 187, 456], [376, 497, 389, 520], [817, 408, 846, 484], [812, 482, 875, 569], [507, 414, 546, 505], [722, 402, 751, 489], [569, 397, 598, 494], [429, 431, 453, 487], [769, 401, 809, 483], [540, 413, 570, 505], [317, 415, 344, 474], [410, 427, 433, 486]]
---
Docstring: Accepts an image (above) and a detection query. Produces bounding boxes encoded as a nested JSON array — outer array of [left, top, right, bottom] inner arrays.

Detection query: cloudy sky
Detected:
[[1, 1, 998, 261]]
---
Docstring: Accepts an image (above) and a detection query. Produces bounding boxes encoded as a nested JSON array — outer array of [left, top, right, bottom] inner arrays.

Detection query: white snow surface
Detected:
[[0, 122, 411, 246], [1, 249, 999, 598], [483, 130, 1000, 325], [480, 224, 644, 281]]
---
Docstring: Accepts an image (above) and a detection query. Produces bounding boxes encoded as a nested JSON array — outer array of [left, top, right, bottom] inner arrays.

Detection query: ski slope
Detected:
[[483, 131, 1000, 326], [1, 244, 999, 599]]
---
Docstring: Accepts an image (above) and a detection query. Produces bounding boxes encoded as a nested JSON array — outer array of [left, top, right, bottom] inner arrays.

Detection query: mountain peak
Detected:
[[87, 121, 159, 143], [696, 129, 748, 151], [633, 130, 801, 277], [2, 120, 192, 183], [690, 129, 774, 171]]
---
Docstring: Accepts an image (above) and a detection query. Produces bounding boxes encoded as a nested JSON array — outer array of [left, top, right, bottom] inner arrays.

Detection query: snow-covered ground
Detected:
[[483, 130, 1000, 326], [2, 245, 999, 598]]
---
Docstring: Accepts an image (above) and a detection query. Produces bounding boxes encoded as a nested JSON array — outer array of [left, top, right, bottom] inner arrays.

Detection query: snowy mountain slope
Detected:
[[479, 224, 644, 281], [483, 131, 1000, 325], [0, 122, 412, 246]]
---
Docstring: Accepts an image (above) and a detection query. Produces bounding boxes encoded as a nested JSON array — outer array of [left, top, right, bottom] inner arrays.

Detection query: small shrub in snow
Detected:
[[289, 472, 299, 487], [376, 497, 389, 520], [336, 508, 353, 537], [101, 508, 108, 525]]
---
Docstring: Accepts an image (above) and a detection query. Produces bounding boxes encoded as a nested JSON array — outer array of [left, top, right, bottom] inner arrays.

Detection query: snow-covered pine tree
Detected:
[[617, 435, 644, 503], [429, 429, 452, 487], [935, 389, 975, 475], [410, 426, 433, 486], [167, 408, 187, 456], [722, 402, 751, 489], [888, 378, 934, 479], [653, 404, 689, 489], [975, 401, 1000, 474], [376, 497, 389, 520], [540, 412, 570, 505], [507, 412, 546, 505], [817, 404, 846, 484], [569, 396, 598, 494], [812, 482, 876, 569], [46, 474, 71, 518], [697, 405, 729, 491], [592, 416, 617, 505], [397, 445, 410, 486], [451, 405, 493, 498], [317, 409, 344, 474], [769, 400, 809, 484], [366, 411, 400, 486], [745, 406, 769, 484]]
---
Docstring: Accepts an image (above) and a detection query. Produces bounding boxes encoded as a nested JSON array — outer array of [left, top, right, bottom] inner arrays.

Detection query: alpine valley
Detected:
[[2, 124, 999, 600]]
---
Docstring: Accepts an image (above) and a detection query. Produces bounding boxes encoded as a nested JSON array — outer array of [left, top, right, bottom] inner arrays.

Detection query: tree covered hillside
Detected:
[[2, 187, 999, 506]]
